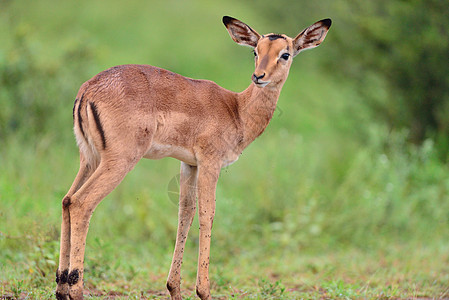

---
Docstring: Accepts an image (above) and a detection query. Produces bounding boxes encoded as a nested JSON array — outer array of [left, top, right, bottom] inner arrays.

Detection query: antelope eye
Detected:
[[253, 50, 257, 57], [281, 53, 290, 60]]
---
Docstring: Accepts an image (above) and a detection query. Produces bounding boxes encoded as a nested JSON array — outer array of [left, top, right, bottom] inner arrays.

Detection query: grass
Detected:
[[1, 228, 448, 299], [1, 0, 449, 299], [1, 124, 448, 299]]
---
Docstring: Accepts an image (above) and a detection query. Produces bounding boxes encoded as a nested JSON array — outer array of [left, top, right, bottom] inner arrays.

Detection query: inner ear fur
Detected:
[[293, 18, 331, 56], [223, 16, 261, 48]]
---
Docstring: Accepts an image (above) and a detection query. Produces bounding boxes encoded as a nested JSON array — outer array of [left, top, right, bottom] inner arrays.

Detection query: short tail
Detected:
[[73, 92, 107, 169]]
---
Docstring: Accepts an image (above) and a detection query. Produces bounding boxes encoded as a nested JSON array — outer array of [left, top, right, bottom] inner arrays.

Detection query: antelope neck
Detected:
[[237, 82, 282, 146]]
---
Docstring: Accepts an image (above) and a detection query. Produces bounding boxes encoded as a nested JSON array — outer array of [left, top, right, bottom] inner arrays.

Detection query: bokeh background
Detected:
[[1, 0, 448, 298]]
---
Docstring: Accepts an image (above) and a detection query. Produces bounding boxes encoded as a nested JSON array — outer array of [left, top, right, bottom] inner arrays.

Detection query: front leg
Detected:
[[195, 163, 220, 300], [167, 162, 198, 299]]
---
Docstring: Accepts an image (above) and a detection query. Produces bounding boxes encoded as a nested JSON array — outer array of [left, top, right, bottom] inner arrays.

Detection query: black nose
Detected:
[[253, 73, 265, 81]]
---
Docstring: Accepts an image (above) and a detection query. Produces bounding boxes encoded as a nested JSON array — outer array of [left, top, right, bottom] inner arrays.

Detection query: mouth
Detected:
[[253, 80, 270, 88]]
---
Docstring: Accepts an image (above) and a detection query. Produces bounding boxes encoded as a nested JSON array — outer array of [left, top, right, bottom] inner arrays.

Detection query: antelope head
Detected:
[[223, 16, 332, 89]]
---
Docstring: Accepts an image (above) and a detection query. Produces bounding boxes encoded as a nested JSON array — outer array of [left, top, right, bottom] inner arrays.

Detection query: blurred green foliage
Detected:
[[0, 0, 448, 298], [0, 1, 97, 143], [330, 0, 449, 149]]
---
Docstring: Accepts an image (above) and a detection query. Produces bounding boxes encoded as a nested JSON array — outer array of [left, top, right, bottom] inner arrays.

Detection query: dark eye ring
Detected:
[[281, 53, 290, 60]]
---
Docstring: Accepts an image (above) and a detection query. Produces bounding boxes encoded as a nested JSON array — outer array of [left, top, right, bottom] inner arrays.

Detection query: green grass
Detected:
[[1, 125, 448, 299], [1, 0, 449, 299]]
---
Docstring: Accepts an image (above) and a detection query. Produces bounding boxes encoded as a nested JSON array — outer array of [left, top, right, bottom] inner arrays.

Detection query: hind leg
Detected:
[[56, 154, 96, 300], [65, 155, 139, 300]]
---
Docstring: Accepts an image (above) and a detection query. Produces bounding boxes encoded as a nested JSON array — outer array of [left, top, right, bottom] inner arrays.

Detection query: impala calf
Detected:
[[55, 16, 331, 300]]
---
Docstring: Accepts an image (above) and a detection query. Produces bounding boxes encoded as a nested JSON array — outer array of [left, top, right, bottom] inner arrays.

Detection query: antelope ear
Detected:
[[293, 18, 332, 56], [223, 16, 261, 48]]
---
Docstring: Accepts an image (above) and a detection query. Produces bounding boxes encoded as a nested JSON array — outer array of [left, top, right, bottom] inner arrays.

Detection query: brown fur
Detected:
[[55, 16, 331, 300]]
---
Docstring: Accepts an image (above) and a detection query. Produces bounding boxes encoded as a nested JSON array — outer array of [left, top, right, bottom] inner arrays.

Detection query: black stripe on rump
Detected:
[[72, 98, 79, 123], [77, 94, 87, 141], [89, 101, 107, 149]]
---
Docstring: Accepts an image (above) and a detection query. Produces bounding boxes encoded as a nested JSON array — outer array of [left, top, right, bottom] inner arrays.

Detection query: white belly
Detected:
[[144, 143, 197, 166]]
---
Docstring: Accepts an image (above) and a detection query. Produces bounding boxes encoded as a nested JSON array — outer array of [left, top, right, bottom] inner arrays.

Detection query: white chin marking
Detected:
[[254, 81, 270, 88]]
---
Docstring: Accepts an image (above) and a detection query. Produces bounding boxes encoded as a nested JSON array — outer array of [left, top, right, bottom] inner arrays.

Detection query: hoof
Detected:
[[167, 282, 182, 300], [68, 286, 84, 300], [55, 284, 69, 300], [196, 287, 211, 300], [66, 269, 84, 300], [55, 291, 69, 300], [55, 269, 70, 300]]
